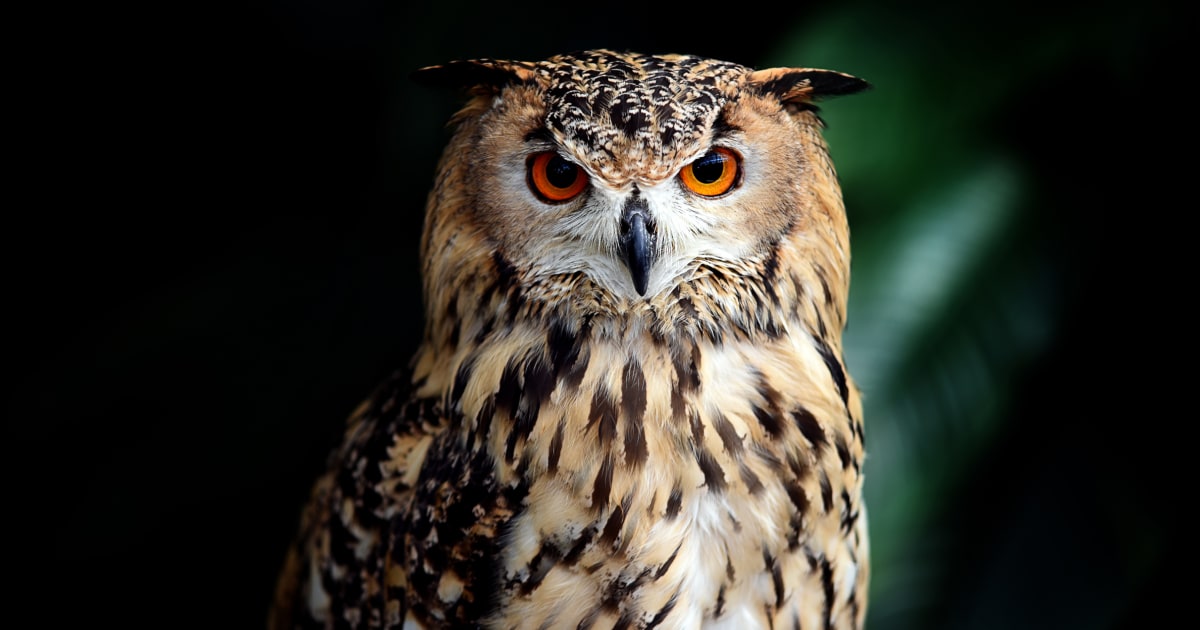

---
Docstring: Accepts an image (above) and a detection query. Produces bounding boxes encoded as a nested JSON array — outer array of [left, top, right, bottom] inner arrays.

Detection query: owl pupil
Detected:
[[691, 152, 727, 184], [546, 156, 579, 188]]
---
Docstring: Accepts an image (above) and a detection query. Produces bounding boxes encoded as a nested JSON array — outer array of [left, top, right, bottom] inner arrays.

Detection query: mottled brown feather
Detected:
[[271, 49, 869, 630]]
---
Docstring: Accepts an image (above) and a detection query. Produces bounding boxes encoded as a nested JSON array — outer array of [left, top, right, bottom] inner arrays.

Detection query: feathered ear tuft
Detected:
[[411, 59, 537, 94], [747, 68, 870, 105]]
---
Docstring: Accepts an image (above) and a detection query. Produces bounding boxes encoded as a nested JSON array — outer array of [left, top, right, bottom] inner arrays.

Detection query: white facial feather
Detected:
[[530, 170, 753, 300]]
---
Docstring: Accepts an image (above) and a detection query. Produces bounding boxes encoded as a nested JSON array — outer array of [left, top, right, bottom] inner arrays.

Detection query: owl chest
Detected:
[[494, 449, 802, 628], [474, 336, 840, 627]]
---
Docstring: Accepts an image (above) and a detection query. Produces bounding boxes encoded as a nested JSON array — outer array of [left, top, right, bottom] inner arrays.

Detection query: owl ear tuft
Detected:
[[748, 68, 869, 105], [411, 59, 537, 94]]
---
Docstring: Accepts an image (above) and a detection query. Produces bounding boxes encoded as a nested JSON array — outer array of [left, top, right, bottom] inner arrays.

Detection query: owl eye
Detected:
[[528, 152, 588, 202], [679, 147, 741, 197]]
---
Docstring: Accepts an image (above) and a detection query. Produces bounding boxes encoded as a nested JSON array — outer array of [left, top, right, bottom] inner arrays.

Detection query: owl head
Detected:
[[412, 50, 866, 343]]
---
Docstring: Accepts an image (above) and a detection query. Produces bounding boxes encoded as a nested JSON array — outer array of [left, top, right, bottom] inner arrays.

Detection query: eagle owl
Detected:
[[270, 49, 869, 630]]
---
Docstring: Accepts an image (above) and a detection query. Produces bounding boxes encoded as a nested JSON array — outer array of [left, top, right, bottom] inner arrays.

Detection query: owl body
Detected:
[[271, 50, 868, 629]]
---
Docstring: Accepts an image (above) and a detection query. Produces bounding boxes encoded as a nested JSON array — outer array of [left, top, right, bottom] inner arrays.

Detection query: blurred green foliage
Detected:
[[761, 3, 1179, 627]]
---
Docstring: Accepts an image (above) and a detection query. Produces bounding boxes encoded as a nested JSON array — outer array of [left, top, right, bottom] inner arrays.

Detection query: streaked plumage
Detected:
[[270, 49, 869, 629]]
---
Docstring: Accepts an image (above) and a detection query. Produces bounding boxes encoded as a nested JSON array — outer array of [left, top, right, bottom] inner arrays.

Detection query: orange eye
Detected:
[[528, 152, 588, 202], [679, 147, 741, 197]]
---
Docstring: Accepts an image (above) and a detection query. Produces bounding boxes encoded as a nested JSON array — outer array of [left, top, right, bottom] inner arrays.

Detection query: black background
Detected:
[[11, 1, 1187, 627]]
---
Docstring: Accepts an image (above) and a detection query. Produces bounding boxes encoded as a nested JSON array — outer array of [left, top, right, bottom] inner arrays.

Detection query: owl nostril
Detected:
[[619, 194, 653, 231], [620, 212, 656, 235]]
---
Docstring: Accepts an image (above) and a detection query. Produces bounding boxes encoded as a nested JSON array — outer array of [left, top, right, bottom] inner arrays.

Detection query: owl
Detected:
[[269, 49, 869, 630]]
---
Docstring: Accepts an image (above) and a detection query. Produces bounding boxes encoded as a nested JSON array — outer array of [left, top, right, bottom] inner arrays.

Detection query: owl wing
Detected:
[[270, 367, 527, 629], [268, 368, 450, 629]]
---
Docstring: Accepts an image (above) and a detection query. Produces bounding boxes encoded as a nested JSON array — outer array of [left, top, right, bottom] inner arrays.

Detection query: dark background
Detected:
[[11, 1, 1186, 627]]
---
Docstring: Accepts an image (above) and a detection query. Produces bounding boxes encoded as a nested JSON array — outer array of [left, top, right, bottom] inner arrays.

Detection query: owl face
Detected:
[[415, 50, 867, 306]]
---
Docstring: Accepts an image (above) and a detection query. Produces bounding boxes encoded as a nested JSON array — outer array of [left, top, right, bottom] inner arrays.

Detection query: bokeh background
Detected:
[[12, 0, 1186, 627]]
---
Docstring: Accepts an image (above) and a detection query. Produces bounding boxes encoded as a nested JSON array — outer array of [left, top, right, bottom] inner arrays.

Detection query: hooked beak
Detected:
[[619, 195, 655, 296]]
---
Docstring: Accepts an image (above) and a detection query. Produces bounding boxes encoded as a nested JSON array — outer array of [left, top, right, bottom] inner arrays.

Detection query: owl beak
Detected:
[[619, 196, 656, 296]]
